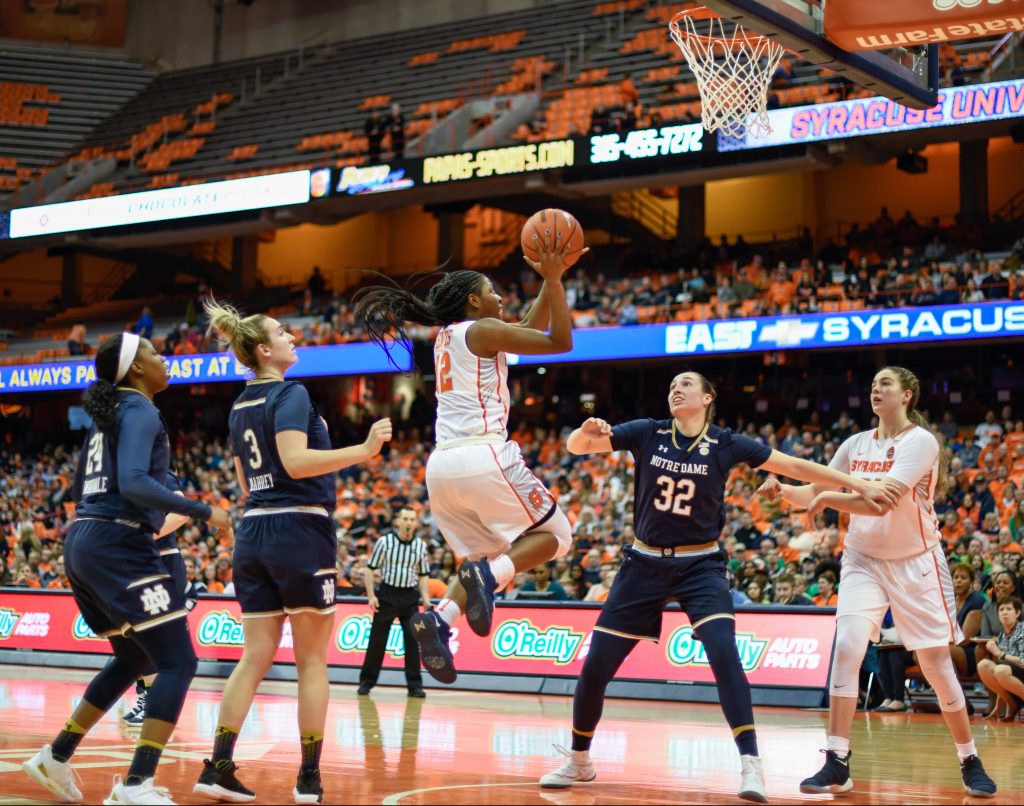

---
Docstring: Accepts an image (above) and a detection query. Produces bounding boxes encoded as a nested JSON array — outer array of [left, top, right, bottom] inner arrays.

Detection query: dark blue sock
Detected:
[[570, 631, 638, 752], [695, 616, 758, 757]]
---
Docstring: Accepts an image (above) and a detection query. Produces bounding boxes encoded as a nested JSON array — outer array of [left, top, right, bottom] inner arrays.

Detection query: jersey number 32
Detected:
[[653, 475, 695, 516]]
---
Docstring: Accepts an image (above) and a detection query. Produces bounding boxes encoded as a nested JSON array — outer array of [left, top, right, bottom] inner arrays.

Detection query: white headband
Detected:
[[115, 333, 141, 383]]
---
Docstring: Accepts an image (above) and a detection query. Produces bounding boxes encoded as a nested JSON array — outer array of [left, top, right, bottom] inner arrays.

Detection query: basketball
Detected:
[[521, 208, 585, 267]]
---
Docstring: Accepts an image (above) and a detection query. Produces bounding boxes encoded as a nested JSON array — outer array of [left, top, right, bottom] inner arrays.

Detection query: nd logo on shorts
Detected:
[[321, 578, 335, 607], [139, 585, 172, 617]]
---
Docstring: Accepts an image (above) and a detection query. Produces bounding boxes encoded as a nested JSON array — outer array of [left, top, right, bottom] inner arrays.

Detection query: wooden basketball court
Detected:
[[1, 665, 1020, 804]]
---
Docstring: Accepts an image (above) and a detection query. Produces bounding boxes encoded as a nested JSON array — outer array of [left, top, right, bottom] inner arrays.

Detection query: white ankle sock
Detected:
[[827, 736, 850, 757], [436, 599, 461, 626], [488, 554, 516, 588], [955, 740, 977, 761]]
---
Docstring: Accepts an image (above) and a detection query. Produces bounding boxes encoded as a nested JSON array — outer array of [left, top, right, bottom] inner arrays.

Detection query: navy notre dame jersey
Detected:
[[75, 389, 211, 533], [229, 379, 336, 511], [611, 420, 771, 548]]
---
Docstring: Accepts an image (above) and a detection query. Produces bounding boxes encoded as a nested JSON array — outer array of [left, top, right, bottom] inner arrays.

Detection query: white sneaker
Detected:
[[22, 745, 83, 803], [539, 745, 596, 789], [739, 754, 768, 803], [103, 775, 176, 805]]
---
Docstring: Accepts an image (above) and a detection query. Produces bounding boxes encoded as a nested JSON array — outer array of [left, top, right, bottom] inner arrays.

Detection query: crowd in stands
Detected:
[[7, 209, 1022, 369], [4, 399, 1023, 606], [274, 209, 1024, 353]]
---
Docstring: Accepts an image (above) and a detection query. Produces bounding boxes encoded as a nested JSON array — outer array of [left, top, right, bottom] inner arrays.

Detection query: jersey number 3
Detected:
[[653, 475, 695, 516], [435, 351, 453, 394], [242, 428, 263, 469]]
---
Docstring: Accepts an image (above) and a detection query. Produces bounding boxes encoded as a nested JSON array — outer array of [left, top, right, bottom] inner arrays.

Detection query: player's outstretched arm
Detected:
[[468, 229, 587, 356], [566, 417, 614, 455], [807, 490, 901, 520], [512, 280, 550, 332], [756, 476, 821, 509], [760, 450, 898, 513], [277, 417, 392, 478]]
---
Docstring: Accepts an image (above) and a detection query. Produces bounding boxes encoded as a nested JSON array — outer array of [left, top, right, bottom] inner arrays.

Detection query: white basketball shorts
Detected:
[[836, 545, 963, 651], [426, 438, 569, 560]]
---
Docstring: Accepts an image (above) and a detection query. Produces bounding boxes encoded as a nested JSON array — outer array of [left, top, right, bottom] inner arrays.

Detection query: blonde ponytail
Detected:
[[203, 297, 269, 371]]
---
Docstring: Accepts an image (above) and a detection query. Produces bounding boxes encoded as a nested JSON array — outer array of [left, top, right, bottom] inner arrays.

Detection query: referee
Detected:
[[358, 505, 432, 697]]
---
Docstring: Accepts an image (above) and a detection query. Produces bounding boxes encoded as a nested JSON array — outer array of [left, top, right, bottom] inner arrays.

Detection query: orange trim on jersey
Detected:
[[931, 550, 957, 644], [873, 422, 916, 443], [912, 489, 929, 552], [497, 353, 508, 424], [488, 444, 533, 519], [476, 357, 488, 434]]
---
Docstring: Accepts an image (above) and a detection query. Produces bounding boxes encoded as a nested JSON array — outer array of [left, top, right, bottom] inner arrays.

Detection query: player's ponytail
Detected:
[[354, 269, 486, 367], [884, 365, 948, 492], [204, 297, 269, 371], [692, 371, 717, 425], [82, 333, 134, 434]]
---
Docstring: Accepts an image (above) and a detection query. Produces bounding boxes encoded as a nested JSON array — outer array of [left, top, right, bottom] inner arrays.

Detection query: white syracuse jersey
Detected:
[[829, 424, 941, 560], [433, 321, 510, 443]]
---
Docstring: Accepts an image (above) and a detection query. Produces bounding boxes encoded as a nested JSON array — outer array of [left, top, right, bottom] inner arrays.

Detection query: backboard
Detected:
[[698, 0, 940, 109]]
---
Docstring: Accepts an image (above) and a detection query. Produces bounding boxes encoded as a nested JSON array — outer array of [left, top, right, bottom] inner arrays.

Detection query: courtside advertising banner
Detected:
[[0, 592, 836, 689]]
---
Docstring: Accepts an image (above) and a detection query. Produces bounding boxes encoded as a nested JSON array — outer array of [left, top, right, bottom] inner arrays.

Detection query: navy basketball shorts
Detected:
[[155, 533, 196, 610], [232, 510, 338, 618], [155, 534, 186, 593], [64, 519, 188, 638], [595, 547, 735, 641]]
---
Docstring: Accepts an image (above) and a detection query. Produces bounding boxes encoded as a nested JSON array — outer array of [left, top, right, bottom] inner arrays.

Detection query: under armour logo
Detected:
[[139, 586, 171, 616], [658, 445, 669, 453], [415, 621, 426, 632], [321, 578, 335, 606]]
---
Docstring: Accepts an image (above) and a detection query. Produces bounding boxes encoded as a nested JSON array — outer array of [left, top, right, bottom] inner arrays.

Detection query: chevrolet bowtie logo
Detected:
[[758, 319, 819, 347]]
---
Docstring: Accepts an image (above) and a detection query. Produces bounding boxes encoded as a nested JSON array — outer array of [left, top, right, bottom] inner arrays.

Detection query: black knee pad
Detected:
[[132, 619, 198, 724], [694, 615, 739, 661], [82, 636, 150, 712]]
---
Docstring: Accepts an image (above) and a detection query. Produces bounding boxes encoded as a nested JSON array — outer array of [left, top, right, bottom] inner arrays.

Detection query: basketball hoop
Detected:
[[668, 6, 786, 139]]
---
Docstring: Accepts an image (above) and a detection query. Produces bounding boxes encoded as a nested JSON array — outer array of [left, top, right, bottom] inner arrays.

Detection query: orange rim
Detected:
[[669, 7, 774, 49]]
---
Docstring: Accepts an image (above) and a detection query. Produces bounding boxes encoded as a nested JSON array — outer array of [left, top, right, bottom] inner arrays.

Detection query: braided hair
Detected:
[[353, 270, 486, 367], [81, 334, 130, 434]]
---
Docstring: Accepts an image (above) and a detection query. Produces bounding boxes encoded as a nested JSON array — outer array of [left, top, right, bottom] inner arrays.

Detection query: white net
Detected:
[[669, 8, 786, 139]]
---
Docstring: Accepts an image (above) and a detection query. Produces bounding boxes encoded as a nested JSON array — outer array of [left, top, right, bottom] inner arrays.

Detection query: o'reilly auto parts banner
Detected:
[[0, 591, 836, 690]]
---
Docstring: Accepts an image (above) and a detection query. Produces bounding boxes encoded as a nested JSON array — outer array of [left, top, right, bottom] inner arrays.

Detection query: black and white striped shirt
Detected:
[[367, 531, 430, 589]]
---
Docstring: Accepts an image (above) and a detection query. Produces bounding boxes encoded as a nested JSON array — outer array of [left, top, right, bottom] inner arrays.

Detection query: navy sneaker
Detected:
[[960, 755, 996, 798], [800, 749, 853, 795], [459, 559, 497, 637], [410, 611, 457, 684], [193, 759, 256, 802], [293, 768, 323, 804]]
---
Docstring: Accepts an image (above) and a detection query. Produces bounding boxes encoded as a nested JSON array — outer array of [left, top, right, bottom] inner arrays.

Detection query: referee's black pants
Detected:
[[359, 583, 423, 690]]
